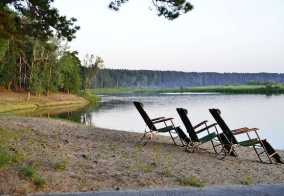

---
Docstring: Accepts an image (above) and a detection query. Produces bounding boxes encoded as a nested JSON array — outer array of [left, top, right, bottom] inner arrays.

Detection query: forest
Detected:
[[91, 69, 284, 89], [0, 1, 103, 98]]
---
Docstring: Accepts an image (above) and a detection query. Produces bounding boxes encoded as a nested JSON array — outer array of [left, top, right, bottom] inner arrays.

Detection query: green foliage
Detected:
[[247, 80, 278, 86], [60, 52, 83, 94], [177, 175, 204, 187], [19, 166, 46, 188], [140, 181, 147, 187], [0, 3, 86, 97], [0, 39, 15, 90], [2, 0, 80, 41], [153, 85, 284, 95], [77, 90, 102, 103], [20, 167, 36, 179], [82, 54, 104, 91], [89, 87, 134, 94], [0, 150, 19, 169], [34, 177, 46, 188], [109, 0, 194, 20], [0, 38, 9, 62]]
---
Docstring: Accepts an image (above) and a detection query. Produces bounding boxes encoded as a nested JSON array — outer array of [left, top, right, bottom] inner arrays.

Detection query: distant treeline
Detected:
[[91, 69, 284, 88]]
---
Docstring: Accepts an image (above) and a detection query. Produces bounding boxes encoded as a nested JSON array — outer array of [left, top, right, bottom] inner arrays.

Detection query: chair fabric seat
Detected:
[[157, 125, 175, 133], [239, 138, 259, 146], [199, 132, 217, 144]]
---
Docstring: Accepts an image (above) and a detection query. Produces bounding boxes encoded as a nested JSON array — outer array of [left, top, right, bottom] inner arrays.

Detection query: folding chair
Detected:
[[133, 101, 184, 146], [176, 108, 221, 153], [209, 108, 284, 164]]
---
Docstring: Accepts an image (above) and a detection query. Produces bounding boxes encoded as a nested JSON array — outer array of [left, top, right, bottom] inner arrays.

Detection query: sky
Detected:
[[51, 0, 284, 73]]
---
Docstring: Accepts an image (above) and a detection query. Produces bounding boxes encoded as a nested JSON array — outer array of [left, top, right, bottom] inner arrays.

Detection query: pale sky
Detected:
[[51, 0, 284, 73]]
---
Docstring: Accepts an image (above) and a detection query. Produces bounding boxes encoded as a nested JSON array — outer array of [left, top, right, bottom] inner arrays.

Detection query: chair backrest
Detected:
[[176, 126, 191, 144], [176, 108, 199, 142], [209, 109, 238, 144], [133, 101, 157, 131]]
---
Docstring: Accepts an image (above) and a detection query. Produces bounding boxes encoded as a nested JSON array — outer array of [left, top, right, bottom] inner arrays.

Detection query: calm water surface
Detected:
[[7, 93, 284, 150]]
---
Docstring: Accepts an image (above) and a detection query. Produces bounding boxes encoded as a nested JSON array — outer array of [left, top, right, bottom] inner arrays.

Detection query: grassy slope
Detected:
[[0, 91, 89, 113]]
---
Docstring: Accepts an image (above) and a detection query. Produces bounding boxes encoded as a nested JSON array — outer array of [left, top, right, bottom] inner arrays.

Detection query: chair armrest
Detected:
[[195, 123, 217, 134], [231, 127, 248, 132], [151, 117, 165, 122], [193, 120, 208, 129], [232, 127, 259, 135], [153, 117, 174, 124]]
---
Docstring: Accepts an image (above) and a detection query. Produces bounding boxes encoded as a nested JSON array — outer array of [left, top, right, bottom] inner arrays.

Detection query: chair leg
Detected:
[[215, 133, 238, 157], [169, 129, 185, 147], [185, 142, 199, 153], [139, 130, 153, 146], [214, 146, 227, 160], [260, 140, 284, 164], [253, 141, 274, 164]]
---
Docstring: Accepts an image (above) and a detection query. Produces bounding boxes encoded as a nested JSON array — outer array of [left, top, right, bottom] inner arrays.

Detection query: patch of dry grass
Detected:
[[0, 91, 88, 113]]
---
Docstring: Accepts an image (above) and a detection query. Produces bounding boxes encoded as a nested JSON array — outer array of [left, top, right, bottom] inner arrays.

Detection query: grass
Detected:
[[53, 157, 69, 170], [0, 126, 56, 191], [240, 176, 253, 185], [88, 87, 135, 95], [0, 150, 21, 169], [20, 167, 36, 179], [0, 127, 26, 169], [19, 166, 46, 188], [0, 91, 89, 113], [76, 90, 101, 103], [137, 85, 284, 95], [0, 127, 48, 189], [138, 163, 153, 172], [177, 175, 204, 187], [163, 167, 173, 177], [34, 178, 46, 188], [140, 181, 147, 187]]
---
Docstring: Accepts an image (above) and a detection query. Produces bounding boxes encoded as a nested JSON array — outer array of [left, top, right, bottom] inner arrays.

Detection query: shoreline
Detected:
[[0, 116, 283, 195], [0, 91, 89, 113]]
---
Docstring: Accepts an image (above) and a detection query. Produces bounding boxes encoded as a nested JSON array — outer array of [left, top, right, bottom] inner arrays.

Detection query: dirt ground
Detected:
[[0, 116, 283, 195]]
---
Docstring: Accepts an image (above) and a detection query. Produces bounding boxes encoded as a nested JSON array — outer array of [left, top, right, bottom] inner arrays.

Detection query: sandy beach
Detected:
[[0, 116, 283, 195]]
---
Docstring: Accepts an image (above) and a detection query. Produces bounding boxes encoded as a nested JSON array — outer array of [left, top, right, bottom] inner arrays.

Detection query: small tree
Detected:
[[60, 52, 82, 94], [82, 54, 104, 92]]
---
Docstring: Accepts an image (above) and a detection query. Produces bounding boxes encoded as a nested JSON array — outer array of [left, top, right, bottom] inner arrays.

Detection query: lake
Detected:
[[7, 93, 284, 150]]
